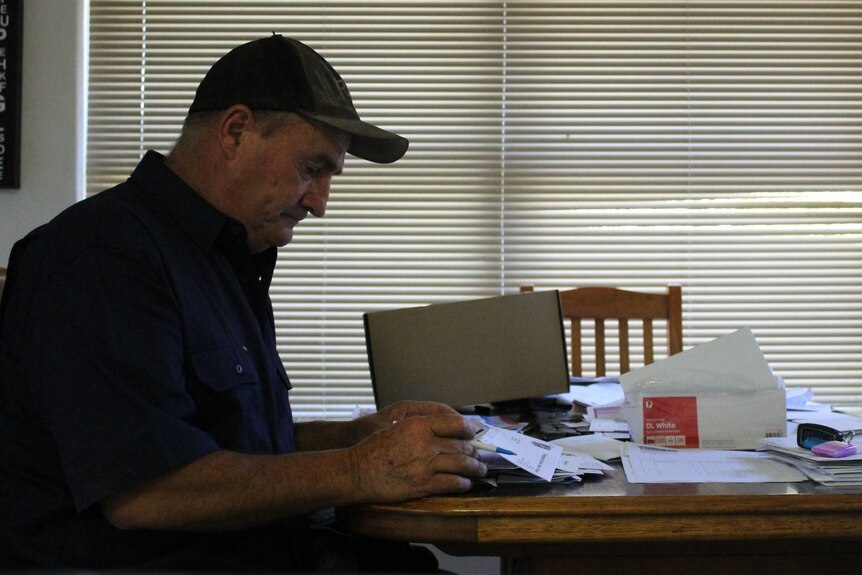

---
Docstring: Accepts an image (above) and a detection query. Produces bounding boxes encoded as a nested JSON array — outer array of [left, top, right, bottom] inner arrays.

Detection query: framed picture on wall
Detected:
[[0, 0, 21, 189]]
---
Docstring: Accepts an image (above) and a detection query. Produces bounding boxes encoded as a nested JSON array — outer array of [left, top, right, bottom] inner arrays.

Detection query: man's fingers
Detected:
[[431, 452, 488, 478], [427, 473, 474, 494], [426, 414, 475, 440]]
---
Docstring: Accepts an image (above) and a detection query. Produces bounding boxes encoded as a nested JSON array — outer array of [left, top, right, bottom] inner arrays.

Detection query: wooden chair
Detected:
[[520, 284, 683, 377]]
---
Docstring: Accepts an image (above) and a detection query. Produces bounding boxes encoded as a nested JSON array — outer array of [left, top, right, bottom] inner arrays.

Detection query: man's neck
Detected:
[[165, 146, 231, 219]]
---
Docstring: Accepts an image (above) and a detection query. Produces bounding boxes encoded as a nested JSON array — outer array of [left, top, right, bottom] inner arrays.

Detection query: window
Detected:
[[88, 1, 862, 418]]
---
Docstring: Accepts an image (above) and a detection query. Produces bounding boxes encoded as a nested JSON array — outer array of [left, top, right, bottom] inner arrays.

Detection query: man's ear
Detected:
[[219, 105, 255, 158]]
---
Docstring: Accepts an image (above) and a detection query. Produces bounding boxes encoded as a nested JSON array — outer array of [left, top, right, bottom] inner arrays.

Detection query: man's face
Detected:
[[229, 115, 349, 253]]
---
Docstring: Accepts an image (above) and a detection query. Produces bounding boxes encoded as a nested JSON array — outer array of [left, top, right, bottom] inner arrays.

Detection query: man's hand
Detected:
[[294, 400, 458, 451], [347, 413, 487, 503], [350, 400, 460, 444]]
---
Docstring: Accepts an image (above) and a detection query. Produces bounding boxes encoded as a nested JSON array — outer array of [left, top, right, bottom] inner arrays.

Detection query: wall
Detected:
[[0, 0, 85, 267]]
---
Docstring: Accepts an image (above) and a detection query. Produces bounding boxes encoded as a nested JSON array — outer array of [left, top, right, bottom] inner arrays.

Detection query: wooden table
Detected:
[[337, 465, 862, 574]]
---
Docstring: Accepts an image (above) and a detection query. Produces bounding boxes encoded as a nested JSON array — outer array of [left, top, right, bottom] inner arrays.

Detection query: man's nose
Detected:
[[303, 178, 330, 217]]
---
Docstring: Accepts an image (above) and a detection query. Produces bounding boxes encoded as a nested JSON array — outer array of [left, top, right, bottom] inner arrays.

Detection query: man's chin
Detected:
[[274, 229, 295, 247], [258, 221, 297, 249]]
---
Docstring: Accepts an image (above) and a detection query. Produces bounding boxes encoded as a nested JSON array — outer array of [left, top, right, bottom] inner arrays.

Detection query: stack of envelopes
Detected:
[[469, 422, 613, 486], [479, 450, 612, 486], [758, 436, 862, 486]]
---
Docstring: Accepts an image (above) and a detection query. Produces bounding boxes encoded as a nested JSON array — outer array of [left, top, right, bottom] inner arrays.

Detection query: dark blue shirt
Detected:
[[0, 151, 300, 568]]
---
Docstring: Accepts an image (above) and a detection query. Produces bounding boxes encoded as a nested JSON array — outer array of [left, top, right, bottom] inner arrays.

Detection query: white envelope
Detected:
[[619, 327, 786, 450]]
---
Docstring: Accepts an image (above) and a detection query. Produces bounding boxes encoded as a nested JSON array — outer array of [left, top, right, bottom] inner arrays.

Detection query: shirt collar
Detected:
[[215, 219, 278, 288], [130, 150, 278, 279], [130, 150, 235, 253]]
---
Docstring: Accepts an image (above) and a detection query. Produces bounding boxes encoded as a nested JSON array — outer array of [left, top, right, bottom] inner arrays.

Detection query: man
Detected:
[[0, 35, 486, 570]]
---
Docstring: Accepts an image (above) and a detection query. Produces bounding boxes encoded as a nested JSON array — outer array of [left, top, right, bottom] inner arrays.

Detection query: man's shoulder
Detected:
[[67, 177, 153, 222], [16, 179, 173, 269]]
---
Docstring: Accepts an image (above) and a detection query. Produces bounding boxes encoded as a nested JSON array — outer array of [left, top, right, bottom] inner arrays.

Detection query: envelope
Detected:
[[619, 327, 786, 450]]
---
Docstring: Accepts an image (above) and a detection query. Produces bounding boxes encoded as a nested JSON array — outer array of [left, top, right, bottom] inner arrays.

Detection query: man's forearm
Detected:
[[293, 419, 361, 451], [100, 411, 486, 534], [100, 448, 363, 532]]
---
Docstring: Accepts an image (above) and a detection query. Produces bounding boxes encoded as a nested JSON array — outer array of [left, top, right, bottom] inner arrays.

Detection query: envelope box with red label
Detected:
[[623, 388, 786, 450], [619, 328, 787, 450]]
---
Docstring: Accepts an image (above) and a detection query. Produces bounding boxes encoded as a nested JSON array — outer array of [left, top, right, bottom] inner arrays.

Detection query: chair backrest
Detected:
[[519, 284, 683, 377], [0, 267, 5, 297]]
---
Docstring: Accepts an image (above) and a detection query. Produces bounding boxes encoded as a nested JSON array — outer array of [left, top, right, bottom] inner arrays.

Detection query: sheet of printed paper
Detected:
[[621, 443, 806, 483], [785, 411, 862, 431], [589, 419, 630, 433], [550, 434, 626, 461], [476, 426, 562, 482], [555, 453, 613, 474]]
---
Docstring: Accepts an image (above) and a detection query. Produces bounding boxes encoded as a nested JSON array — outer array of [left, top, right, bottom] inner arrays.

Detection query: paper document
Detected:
[[785, 387, 815, 409], [563, 382, 624, 407], [621, 443, 807, 484], [786, 411, 862, 432], [589, 419, 630, 434], [555, 453, 613, 474], [550, 434, 626, 461], [475, 425, 563, 482]]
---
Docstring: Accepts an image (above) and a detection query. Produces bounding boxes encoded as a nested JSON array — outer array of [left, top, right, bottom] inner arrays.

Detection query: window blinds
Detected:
[[88, 1, 862, 418]]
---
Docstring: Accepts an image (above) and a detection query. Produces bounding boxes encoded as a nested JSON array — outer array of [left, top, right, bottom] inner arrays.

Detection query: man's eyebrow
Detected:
[[305, 154, 343, 176]]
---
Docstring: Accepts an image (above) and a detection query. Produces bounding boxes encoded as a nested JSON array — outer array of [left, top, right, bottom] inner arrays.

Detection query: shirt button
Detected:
[[235, 364, 243, 374]]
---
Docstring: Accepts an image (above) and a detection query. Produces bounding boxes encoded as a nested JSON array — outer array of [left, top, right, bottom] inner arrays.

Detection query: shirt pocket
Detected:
[[190, 344, 259, 392], [275, 359, 293, 391]]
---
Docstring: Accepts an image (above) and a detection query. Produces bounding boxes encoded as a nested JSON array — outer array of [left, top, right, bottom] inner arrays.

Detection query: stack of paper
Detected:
[[560, 381, 630, 439], [469, 422, 612, 486], [758, 437, 862, 486], [479, 449, 612, 486], [563, 379, 624, 417]]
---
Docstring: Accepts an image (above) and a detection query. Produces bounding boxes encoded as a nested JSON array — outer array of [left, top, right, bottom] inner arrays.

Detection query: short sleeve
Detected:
[[29, 242, 219, 512]]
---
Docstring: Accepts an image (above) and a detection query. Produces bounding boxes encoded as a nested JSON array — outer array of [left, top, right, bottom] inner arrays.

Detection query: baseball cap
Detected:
[[189, 34, 408, 164]]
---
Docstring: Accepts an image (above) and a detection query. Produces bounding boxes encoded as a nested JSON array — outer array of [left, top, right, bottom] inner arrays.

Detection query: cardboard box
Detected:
[[620, 327, 786, 450]]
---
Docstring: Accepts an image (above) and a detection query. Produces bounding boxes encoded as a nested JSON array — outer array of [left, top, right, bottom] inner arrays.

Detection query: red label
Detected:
[[642, 396, 699, 448]]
